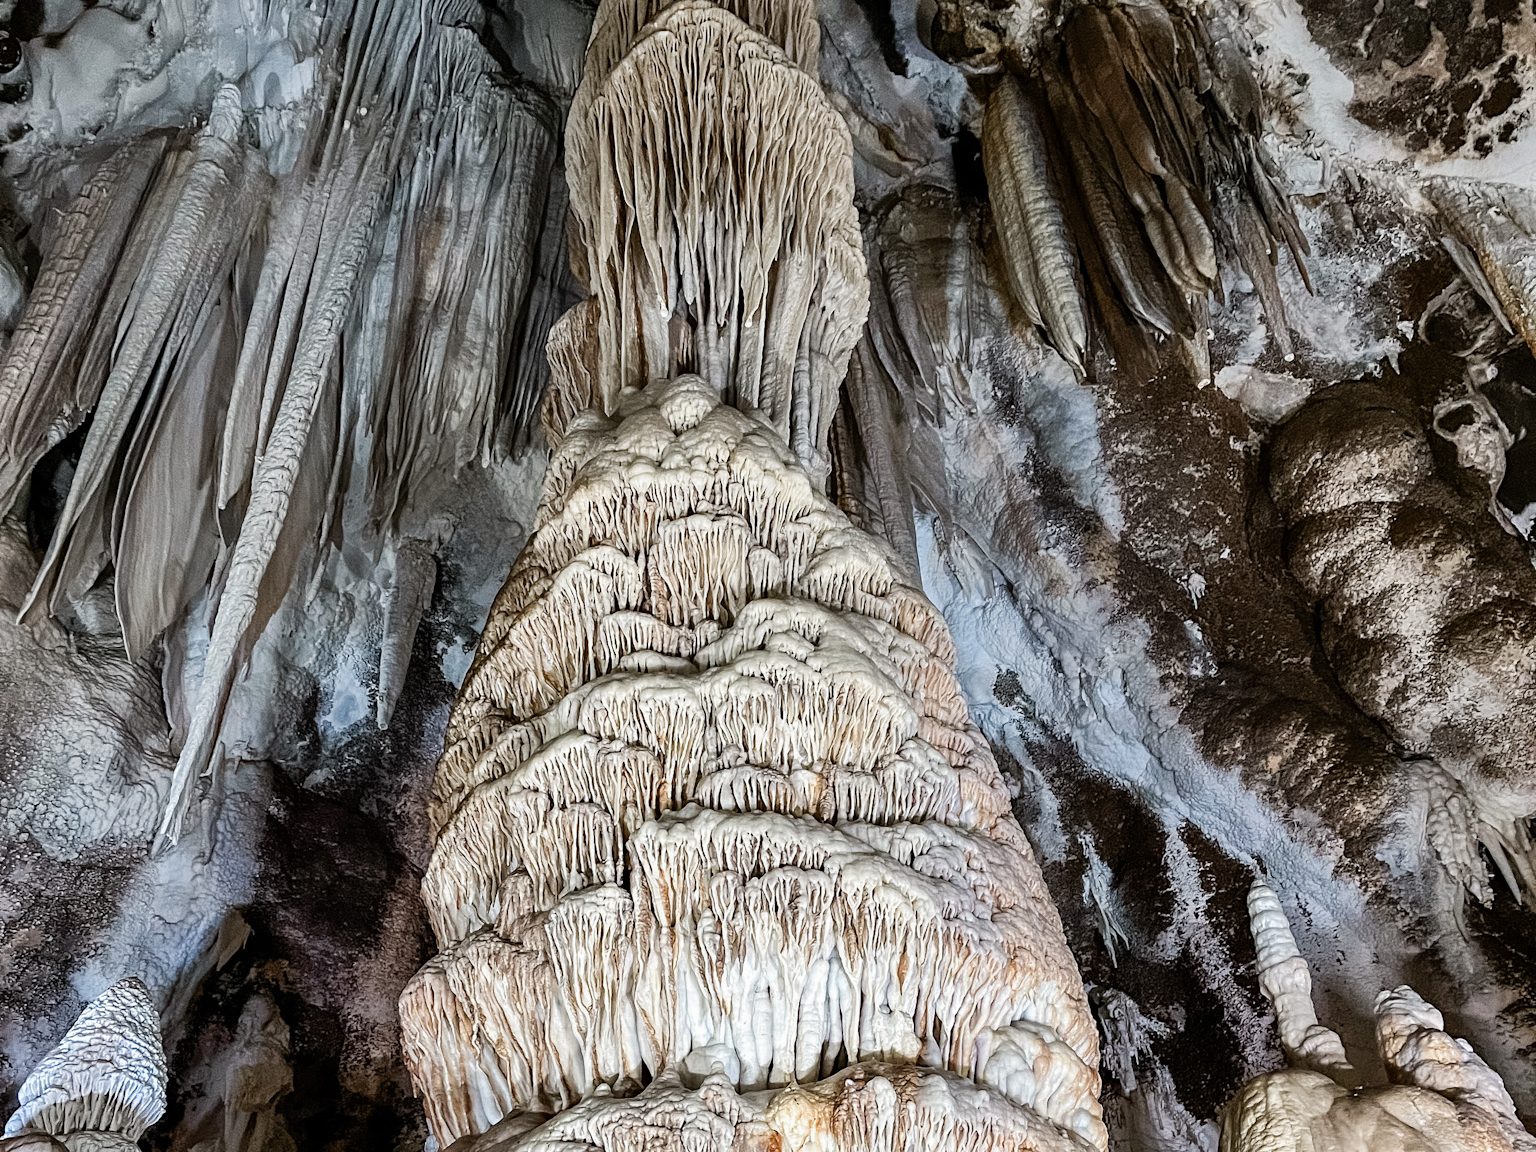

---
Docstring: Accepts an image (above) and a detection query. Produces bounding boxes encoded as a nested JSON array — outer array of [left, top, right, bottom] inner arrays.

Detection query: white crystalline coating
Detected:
[[4, 979, 168, 1147], [1222, 886, 1536, 1152]]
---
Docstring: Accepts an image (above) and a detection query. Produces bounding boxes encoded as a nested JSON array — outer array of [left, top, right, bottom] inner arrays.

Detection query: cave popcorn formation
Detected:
[[397, 1, 1105, 1149]]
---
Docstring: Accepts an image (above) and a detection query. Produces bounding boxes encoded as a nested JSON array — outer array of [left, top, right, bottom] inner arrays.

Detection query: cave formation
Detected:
[[0, 0, 1532, 1149]]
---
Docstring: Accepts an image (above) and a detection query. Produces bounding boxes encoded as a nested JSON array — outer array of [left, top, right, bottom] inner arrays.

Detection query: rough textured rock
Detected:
[[0, 0, 1534, 1149], [2, 978, 167, 1152], [1293, 0, 1535, 160], [1269, 382, 1536, 903]]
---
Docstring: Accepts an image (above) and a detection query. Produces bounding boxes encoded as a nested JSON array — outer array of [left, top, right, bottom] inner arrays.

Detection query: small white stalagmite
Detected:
[[1221, 881, 1536, 1152], [400, 2, 1105, 1150], [1245, 882, 1354, 1081]]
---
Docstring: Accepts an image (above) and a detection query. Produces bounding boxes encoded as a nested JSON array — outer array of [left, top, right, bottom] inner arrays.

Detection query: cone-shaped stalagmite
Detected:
[[398, 2, 1105, 1150], [2, 979, 168, 1152]]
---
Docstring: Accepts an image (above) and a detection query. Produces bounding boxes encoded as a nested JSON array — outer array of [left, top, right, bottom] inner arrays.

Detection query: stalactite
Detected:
[[0, 0, 561, 843], [0, 134, 167, 511], [1428, 180, 1536, 360], [400, 2, 1104, 1149], [977, 0, 1309, 371], [561, 1, 868, 478], [982, 76, 1085, 370], [19, 87, 261, 655]]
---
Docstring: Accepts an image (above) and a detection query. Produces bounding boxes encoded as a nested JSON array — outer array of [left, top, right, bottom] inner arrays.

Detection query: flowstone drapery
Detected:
[[0, 0, 560, 844], [397, 2, 1104, 1149], [1268, 384, 1536, 903], [0, 979, 167, 1152]]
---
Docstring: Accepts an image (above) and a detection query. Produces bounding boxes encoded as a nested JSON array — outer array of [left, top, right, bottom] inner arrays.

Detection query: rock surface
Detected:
[[0, 0, 1531, 1148]]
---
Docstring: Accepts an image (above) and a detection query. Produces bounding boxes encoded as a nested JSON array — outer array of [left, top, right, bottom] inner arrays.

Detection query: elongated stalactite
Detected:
[[0, 0, 559, 842], [397, 2, 1105, 1150]]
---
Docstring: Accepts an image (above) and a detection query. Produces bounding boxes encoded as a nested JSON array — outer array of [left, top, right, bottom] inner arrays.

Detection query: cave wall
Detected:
[[0, 0, 1531, 1148]]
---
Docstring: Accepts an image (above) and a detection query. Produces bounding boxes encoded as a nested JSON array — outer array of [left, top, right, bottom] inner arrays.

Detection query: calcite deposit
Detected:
[[399, 2, 1103, 1148], [0, 0, 1531, 1148]]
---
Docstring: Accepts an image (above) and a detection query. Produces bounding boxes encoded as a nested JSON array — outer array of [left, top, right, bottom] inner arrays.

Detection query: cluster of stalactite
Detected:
[[977, 0, 1308, 374], [398, 2, 1106, 1150], [0, 0, 559, 841], [951, 0, 1536, 925]]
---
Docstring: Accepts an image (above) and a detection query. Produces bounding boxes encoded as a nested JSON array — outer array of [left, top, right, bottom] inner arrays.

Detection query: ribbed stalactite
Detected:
[[557, 0, 868, 481], [399, 2, 1104, 1150]]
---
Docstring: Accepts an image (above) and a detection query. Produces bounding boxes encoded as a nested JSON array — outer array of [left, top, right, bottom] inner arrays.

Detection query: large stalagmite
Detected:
[[0, 979, 168, 1152], [398, 1, 1104, 1149]]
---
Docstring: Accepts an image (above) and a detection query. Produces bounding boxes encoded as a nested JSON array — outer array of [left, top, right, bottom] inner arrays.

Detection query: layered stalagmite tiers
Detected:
[[2, 979, 168, 1152], [399, 2, 1104, 1150], [400, 377, 1104, 1147]]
